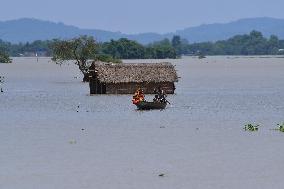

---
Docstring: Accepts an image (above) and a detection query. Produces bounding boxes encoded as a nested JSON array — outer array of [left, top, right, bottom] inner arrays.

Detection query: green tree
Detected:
[[186, 30, 284, 55], [51, 36, 98, 82], [267, 35, 280, 54], [147, 38, 177, 59], [102, 38, 145, 59], [171, 35, 182, 56]]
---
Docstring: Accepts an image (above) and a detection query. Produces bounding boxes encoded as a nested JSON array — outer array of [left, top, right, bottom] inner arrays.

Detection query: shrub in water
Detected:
[[277, 123, 284, 132], [0, 51, 12, 63], [244, 124, 259, 131]]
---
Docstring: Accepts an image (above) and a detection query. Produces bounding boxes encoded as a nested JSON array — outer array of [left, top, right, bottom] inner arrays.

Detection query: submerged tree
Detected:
[[51, 36, 98, 82]]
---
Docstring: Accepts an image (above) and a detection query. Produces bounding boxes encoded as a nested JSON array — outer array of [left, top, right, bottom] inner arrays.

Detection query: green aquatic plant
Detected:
[[69, 140, 77, 144], [244, 124, 259, 131], [277, 123, 284, 132], [0, 51, 12, 63]]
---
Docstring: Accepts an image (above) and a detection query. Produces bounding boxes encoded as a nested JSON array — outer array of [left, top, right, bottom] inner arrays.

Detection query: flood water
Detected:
[[1, 56, 284, 189]]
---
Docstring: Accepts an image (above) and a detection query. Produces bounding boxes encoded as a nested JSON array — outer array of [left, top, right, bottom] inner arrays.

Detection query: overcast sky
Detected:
[[1, 0, 284, 33]]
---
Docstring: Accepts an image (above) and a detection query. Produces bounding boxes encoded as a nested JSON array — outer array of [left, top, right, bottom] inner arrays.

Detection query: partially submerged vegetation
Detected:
[[0, 39, 52, 57], [51, 36, 98, 82], [0, 51, 12, 63], [243, 123, 284, 132], [244, 124, 259, 131], [51, 36, 120, 82], [101, 37, 177, 59], [187, 31, 284, 56], [1, 30, 284, 58], [0, 36, 180, 59], [276, 123, 284, 132]]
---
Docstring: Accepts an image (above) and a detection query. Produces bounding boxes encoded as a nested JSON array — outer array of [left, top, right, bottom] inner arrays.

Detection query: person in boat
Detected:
[[153, 94, 159, 102], [132, 88, 145, 104], [153, 86, 167, 103]]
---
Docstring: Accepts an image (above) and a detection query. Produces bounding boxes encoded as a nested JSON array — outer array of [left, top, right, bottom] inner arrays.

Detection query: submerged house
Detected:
[[88, 62, 178, 94]]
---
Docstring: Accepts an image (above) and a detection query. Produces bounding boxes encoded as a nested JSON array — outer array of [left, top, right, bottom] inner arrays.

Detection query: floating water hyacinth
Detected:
[[244, 124, 259, 131], [69, 140, 77, 144], [277, 123, 284, 132]]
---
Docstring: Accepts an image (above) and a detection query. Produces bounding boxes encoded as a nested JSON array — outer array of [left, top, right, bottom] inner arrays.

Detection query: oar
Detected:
[[166, 99, 171, 104]]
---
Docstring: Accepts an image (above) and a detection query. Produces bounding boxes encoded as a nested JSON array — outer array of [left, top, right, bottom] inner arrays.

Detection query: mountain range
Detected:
[[1, 17, 284, 44]]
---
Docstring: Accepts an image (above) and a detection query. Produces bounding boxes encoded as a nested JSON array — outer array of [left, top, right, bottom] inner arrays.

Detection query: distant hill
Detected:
[[0, 18, 124, 43], [0, 18, 165, 44], [175, 17, 284, 42], [1, 17, 284, 44]]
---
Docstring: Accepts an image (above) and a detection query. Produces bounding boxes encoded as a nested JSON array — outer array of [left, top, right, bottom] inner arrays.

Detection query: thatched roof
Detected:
[[90, 62, 178, 83]]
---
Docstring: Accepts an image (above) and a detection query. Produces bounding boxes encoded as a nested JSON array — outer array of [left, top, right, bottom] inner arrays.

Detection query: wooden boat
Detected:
[[135, 101, 167, 110]]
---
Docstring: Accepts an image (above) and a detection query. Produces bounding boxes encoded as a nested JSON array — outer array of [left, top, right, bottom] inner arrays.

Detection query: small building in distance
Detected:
[[88, 62, 178, 94]]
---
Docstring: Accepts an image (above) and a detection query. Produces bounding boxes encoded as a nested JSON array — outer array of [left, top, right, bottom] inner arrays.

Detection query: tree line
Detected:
[[99, 31, 284, 56], [0, 37, 178, 60], [184, 31, 284, 55], [1, 30, 284, 63]]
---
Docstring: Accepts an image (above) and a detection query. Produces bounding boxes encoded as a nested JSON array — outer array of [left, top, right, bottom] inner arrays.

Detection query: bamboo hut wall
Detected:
[[105, 82, 175, 94]]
